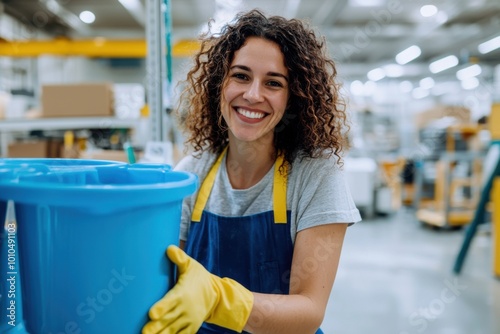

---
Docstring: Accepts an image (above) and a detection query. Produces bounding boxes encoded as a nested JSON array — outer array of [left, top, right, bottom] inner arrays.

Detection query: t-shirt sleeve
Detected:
[[292, 155, 362, 233]]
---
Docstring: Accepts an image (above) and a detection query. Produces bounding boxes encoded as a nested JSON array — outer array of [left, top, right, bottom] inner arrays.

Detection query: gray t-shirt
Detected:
[[174, 150, 361, 243]]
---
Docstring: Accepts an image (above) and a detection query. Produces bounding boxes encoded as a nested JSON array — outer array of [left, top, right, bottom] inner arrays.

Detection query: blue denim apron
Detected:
[[184, 148, 323, 334]]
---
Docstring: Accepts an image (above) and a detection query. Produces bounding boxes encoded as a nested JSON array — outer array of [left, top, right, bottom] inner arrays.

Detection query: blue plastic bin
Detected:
[[0, 159, 197, 334], [0, 159, 127, 333]]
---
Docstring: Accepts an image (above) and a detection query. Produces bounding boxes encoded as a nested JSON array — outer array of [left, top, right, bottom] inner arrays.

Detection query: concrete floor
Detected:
[[321, 208, 500, 334]]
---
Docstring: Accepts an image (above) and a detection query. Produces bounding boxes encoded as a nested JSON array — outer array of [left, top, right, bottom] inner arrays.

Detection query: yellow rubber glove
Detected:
[[142, 245, 254, 334]]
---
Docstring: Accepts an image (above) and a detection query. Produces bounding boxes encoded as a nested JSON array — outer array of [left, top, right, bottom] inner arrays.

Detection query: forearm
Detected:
[[244, 224, 347, 334], [244, 293, 323, 334]]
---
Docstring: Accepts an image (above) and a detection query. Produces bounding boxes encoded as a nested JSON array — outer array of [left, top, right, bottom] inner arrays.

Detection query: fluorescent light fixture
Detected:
[[399, 81, 413, 93], [396, 45, 422, 65], [350, 80, 365, 96], [419, 77, 435, 90], [79, 11, 95, 24], [420, 5, 438, 17], [478, 36, 500, 54], [349, 0, 385, 7], [383, 64, 404, 78], [367, 68, 385, 81], [412, 87, 429, 99], [461, 77, 479, 90], [429, 55, 459, 73], [456, 64, 482, 80]]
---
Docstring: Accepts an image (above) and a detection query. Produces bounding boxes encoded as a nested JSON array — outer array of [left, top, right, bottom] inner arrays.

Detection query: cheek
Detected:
[[220, 98, 230, 121], [222, 83, 239, 103], [220, 87, 232, 112]]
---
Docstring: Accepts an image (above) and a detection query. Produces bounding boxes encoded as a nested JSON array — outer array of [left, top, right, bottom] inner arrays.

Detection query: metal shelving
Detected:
[[0, 117, 138, 156], [0, 117, 137, 132], [0, 0, 172, 156]]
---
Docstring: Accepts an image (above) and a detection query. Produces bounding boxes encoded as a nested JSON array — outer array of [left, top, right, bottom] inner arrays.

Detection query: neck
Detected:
[[225, 139, 276, 190]]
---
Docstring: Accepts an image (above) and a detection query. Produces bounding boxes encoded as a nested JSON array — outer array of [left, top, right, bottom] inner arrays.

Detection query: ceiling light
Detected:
[[420, 5, 438, 17], [399, 81, 413, 93], [419, 77, 435, 90], [367, 68, 385, 81], [383, 64, 404, 78], [350, 80, 365, 96], [395, 45, 422, 65], [461, 77, 479, 90], [412, 87, 429, 99], [79, 11, 95, 24], [429, 55, 459, 73], [456, 64, 482, 80], [349, 0, 385, 7], [478, 36, 500, 54]]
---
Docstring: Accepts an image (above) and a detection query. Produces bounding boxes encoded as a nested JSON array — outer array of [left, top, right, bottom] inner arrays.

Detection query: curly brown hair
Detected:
[[178, 9, 348, 166]]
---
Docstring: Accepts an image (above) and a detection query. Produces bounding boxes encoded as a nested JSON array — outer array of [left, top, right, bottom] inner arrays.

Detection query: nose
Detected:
[[243, 80, 264, 103]]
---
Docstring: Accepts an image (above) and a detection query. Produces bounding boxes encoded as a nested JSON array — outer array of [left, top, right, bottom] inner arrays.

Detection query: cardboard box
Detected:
[[8, 140, 48, 158], [47, 138, 64, 158], [41, 83, 114, 118]]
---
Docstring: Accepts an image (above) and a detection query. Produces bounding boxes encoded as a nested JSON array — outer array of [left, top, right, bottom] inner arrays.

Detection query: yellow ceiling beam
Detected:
[[0, 38, 201, 58], [172, 39, 204, 58]]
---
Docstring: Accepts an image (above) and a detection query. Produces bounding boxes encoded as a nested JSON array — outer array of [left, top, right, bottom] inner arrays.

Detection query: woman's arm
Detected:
[[158, 224, 347, 334], [244, 223, 348, 334]]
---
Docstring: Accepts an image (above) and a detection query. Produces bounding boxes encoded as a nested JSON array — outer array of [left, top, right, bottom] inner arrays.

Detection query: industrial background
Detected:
[[0, 1, 499, 333]]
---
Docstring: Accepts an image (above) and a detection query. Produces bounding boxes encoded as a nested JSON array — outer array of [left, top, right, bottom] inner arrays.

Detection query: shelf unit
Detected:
[[413, 123, 488, 228], [0, 117, 138, 157], [414, 151, 484, 228], [0, 0, 173, 158]]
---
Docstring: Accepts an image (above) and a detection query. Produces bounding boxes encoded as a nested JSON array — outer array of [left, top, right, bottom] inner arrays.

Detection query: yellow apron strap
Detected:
[[191, 147, 228, 222], [191, 147, 288, 224], [273, 154, 288, 224]]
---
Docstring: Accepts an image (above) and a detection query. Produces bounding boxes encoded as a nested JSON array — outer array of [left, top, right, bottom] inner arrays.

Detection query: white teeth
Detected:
[[236, 108, 265, 119]]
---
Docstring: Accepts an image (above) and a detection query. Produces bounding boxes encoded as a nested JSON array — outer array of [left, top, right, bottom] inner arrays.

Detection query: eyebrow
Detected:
[[230, 65, 288, 82]]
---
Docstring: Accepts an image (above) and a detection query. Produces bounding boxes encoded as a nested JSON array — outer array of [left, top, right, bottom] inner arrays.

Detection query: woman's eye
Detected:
[[232, 73, 248, 80], [267, 81, 283, 88]]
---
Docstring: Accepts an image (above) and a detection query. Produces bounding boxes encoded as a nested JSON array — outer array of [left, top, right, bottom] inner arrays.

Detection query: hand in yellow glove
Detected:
[[142, 245, 254, 334]]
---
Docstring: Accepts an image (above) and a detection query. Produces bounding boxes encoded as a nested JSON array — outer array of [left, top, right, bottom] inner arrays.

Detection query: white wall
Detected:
[[0, 12, 41, 93], [37, 57, 146, 85]]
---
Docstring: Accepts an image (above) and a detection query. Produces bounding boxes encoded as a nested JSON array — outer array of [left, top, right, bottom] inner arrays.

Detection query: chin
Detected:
[[232, 134, 258, 143], [228, 126, 272, 144]]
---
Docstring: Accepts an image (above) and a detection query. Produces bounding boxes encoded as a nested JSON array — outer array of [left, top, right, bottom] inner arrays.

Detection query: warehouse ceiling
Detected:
[[1, 0, 500, 82]]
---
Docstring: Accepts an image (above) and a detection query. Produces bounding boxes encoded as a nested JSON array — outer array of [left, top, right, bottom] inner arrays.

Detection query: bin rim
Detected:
[[0, 158, 126, 169], [0, 169, 198, 211]]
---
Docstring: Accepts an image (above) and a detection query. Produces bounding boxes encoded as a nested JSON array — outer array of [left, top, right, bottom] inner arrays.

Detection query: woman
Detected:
[[143, 9, 361, 334]]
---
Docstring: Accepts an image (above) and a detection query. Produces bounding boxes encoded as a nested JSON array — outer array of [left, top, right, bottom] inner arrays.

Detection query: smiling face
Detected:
[[220, 37, 289, 146]]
